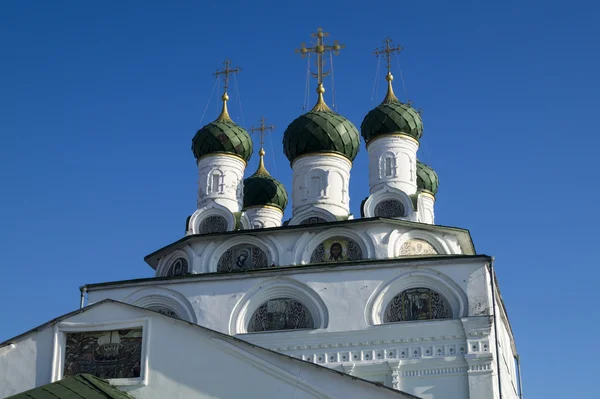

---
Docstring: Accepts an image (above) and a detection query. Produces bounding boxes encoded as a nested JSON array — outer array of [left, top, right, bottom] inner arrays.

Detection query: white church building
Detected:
[[0, 30, 521, 399]]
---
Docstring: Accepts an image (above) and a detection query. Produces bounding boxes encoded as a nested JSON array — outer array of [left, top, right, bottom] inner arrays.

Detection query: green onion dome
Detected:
[[283, 86, 360, 163], [192, 94, 253, 162], [243, 149, 288, 211], [417, 160, 439, 196], [361, 74, 423, 144]]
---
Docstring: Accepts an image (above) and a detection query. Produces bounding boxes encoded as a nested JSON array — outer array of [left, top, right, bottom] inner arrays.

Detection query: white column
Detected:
[[418, 192, 435, 224], [197, 154, 246, 213], [291, 154, 352, 218], [367, 135, 419, 195]]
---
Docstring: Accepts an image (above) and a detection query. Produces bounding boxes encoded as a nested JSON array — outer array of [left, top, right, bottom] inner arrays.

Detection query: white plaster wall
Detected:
[[243, 206, 283, 228], [418, 193, 435, 225], [0, 302, 415, 399], [291, 154, 352, 218], [367, 135, 419, 195], [196, 154, 246, 212]]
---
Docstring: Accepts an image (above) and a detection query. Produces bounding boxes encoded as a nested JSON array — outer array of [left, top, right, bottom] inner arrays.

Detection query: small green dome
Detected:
[[417, 160, 439, 196], [191, 102, 253, 162], [243, 156, 288, 211], [283, 99, 360, 163]]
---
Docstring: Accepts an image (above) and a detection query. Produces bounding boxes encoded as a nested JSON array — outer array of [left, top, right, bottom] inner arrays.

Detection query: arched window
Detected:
[[148, 306, 181, 320], [399, 239, 438, 255], [247, 298, 314, 332], [384, 288, 451, 322], [374, 199, 406, 218], [217, 244, 269, 272], [300, 216, 328, 225], [310, 237, 363, 263], [208, 171, 224, 194], [380, 154, 397, 178], [166, 257, 188, 276], [199, 215, 228, 234]]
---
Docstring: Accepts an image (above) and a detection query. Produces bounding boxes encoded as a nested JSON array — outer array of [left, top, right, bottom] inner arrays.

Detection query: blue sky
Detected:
[[1, 0, 598, 397]]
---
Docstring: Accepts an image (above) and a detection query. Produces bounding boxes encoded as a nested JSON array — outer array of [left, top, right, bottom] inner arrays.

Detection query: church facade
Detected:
[[0, 30, 521, 399]]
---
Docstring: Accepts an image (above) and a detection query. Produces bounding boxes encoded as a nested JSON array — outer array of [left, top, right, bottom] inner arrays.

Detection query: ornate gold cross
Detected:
[[213, 59, 241, 94], [295, 28, 345, 88], [251, 117, 275, 149], [373, 37, 403, 75]]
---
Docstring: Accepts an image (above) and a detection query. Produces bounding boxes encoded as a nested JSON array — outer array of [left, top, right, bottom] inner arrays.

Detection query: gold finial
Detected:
[[295, 28, 345, 111], [213, 59, 241, 122], [373, 37, 403, 103], [250, 117, 275, 175]]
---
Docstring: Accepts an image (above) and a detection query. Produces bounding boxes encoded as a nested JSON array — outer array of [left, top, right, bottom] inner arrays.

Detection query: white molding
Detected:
[[51, 318, 151, 387], [362, 187, 417, 221], [287, 206, 338, 226], [207, 234, 281, 272], [365, 269, 468, 325], [229, 277, 329, 335], [295, 227, 375, 264], [187, 204, 235, 236], [123, 287, 197, 323], [156, 248, 192, 277]]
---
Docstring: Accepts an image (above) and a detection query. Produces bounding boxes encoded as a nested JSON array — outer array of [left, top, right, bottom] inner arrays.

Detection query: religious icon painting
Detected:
[[323, 238, 349, 262]]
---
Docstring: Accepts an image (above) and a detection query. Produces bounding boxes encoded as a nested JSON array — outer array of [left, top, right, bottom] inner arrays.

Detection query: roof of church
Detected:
[[0, 300, 421, 399], [144, 217, 476, 268], [5, 374, 134, 399]]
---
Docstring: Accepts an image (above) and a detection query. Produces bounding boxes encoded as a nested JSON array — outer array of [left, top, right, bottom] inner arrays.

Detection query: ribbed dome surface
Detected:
[[283, 109, 360, 163], [361, 98, 423, 143], [192, 120, 253, 162], [416, 160, 439, 196], [243, 171, 288, 211]]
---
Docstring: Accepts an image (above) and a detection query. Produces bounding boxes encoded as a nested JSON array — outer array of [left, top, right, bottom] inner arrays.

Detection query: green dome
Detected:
[[191, 102, 253, 162], [283, 101, 360, 163], [243, 157, 288, 211], [361, 77, 423, 144], [417, 160, 439, 196]]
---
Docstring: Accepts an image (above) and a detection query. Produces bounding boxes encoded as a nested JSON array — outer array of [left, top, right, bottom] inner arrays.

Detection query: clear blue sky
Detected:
[[1, 1, 598, 397]]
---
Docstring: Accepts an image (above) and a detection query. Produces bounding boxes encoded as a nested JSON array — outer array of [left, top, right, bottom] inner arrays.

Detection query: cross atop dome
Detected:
[[373, 37, 403, 104], [213, 59, 242, 122]]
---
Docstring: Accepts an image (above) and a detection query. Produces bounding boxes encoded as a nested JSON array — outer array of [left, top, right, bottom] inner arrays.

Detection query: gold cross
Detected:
[[213, 59, 241, 94], [373, 37, 403, 75], [250, 117, 275, 149], [295, 28, 345, 88]]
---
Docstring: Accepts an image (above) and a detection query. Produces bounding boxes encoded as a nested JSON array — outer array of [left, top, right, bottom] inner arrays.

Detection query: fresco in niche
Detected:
[[310, 237, 363, 263], [374, 199, 405, 218], [217, 244, 269, 272], [247, 298, 314, 332], [63, 329, 143, 379], [399, 239, 438, 255], [166, 257, 188, 276], [300, 216, 328, 225], [199, 215, 228, 234], [384, 288, 451, 322]]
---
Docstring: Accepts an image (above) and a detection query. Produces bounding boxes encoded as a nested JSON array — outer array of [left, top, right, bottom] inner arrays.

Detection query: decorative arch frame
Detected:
[[207, 234, 281, 272], [365, 269, 467, 326], [294, 227, 374, 264], [206, 167, 225, 195], [378, 151, 398, 179], [362, 188, 416, 221], [187, 204, 235, 235], [388, 228, 453, 258], [124, 286, 197, 323], [287, 206, 337, 226], [229, 277, 329, 335], [156, 248, 193, 277]]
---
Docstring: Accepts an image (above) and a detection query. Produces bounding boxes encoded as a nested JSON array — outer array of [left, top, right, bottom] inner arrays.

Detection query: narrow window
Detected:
[[384, 157, 394, 177], [211, 174, 221, 193]]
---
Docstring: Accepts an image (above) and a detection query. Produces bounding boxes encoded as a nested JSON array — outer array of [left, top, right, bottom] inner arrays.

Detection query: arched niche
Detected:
[[187, 204, 235, 235], [390, 229, 452, 258], [229, 277, 328, 335], [362, 188, 416, 221], [365, 269, 467, 326], [156, 248, 193, 277], [124, 287, 197, 323], [209, 235, 280, 273], [295, 227, 373, 264]]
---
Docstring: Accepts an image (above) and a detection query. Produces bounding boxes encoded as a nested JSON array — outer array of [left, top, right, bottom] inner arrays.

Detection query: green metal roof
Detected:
[[361, 99, 423, 143], [282, 109, 360, 163], [243, 171, 288, 211], [6, 374, 134, 399], [416, 160, 439, 196], [191, 120, 253, 162]]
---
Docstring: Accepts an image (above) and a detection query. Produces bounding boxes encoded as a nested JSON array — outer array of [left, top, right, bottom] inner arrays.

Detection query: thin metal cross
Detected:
[[251, 117, 275, 149], [213, 59, 241, 93], [295, 28, 345, 87], [373, 37, 403, 75]]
